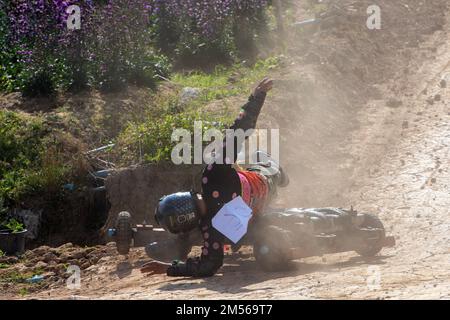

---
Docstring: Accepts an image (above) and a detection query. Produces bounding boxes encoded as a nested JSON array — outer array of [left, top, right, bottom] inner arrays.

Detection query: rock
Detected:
[[0, 256, 19, 264], [179, 87, 201, 105], [85, 265, 97, 272], [304, 52, 321, 64], [44, 264, 59, 273], [32, 246, 51, 257], [105, 247, 116, 254], [49, 247, 61, 255], [49, 258, 61, 266], [55, 264, 68, 274], [58, 252, 70, 262], [71, 251, 85, 260], [69, 295, 91, 300], [440, 79, 447, 88], [42, 271, 56, 278], [42, 252, 58, 263], [227, 74, 239, 84], [97, 257, 110, 264], [9, 256, 19, 264], [15, 264, 29, 273], [67, 259, 79, 266], [58, 243, 73, 250], [386, 99, 403, 108], [34, 261, 48, 270], [60, 250, 84, 262], [85, 247, 96, 254], [89, 256, 100, 265], [81, 262, 91, 270], [22, 250, 35, 259]]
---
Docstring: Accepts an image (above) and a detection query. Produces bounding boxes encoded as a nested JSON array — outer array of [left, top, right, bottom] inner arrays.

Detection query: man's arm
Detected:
[[220, 78, 273, 164]]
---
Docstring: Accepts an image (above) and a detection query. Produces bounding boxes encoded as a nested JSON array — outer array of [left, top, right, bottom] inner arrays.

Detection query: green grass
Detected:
[[0, 110, 71, 208], [117, 109, 233, 164], [0, 270, 33, 283], [19, 288, 29, 296], [33, 267, 45, 275], [0, 110, 47, 202], [306, 0, 328, 15], [171, 56, 280, 103], [115, 56, 280, 165]]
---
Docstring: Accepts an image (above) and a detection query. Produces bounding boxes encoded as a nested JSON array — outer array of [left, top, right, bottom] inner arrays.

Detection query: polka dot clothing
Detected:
[[167, 92, 267, 278]]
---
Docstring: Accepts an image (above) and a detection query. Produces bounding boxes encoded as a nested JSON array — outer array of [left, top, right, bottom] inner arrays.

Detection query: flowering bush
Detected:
[[1, 0, 166, 94], [3, 0, 76, 95], [0, 0, 271, 95], [86, 1, 172, 90], [0, 2, 21, 92], [153, 0, 270, 66]]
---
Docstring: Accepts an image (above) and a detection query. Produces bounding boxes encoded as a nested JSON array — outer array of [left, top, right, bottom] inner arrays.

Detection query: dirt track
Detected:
[[2, 1, 449, 300]]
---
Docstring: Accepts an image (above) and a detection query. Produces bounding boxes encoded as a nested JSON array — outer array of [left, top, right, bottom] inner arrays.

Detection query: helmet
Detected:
[[155, 192, 199, 234]]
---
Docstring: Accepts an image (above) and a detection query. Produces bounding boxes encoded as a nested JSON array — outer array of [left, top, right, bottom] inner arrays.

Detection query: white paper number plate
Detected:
[[211, 196, 252, 244]]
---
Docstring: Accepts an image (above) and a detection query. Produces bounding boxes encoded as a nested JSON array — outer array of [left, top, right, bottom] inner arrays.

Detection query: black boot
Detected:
[[249, 150, 290, 188], [145, 233, 192, 262]]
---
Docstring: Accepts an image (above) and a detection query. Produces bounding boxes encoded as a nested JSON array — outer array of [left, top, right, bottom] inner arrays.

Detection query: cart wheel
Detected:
[[253, 225, 292, 272], [355, 213, 386, 257], [116, 212, 133, 255]]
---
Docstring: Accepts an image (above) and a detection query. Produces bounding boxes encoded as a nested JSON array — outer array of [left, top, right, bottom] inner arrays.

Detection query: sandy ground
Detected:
[[1, 1, 449, 300], [24, 4, 449, 301]]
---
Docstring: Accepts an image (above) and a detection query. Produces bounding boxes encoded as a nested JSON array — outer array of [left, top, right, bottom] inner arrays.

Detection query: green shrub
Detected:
[[115, 57, 279, 165], [0, 196, 25, 234], [0, 111, 46, 176], [2, 1, 168, 95], [1, 218, 24, 233], [0, 111, 70, 205], [117, 109, 232, 164], [0, 7, 21, 92]]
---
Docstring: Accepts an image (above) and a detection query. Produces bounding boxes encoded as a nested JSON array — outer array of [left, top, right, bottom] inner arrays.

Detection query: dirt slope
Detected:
[[1, 0, 449, 299]]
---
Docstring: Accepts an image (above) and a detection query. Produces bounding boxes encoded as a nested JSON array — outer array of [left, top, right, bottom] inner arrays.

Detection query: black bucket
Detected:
[[0, 229, 27, 255]]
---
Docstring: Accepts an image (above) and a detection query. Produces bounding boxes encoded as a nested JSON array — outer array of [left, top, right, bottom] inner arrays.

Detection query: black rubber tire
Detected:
[[116, 212, 133, 255], [253, 225, 292, 272], [355, 213, 386, 257]]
